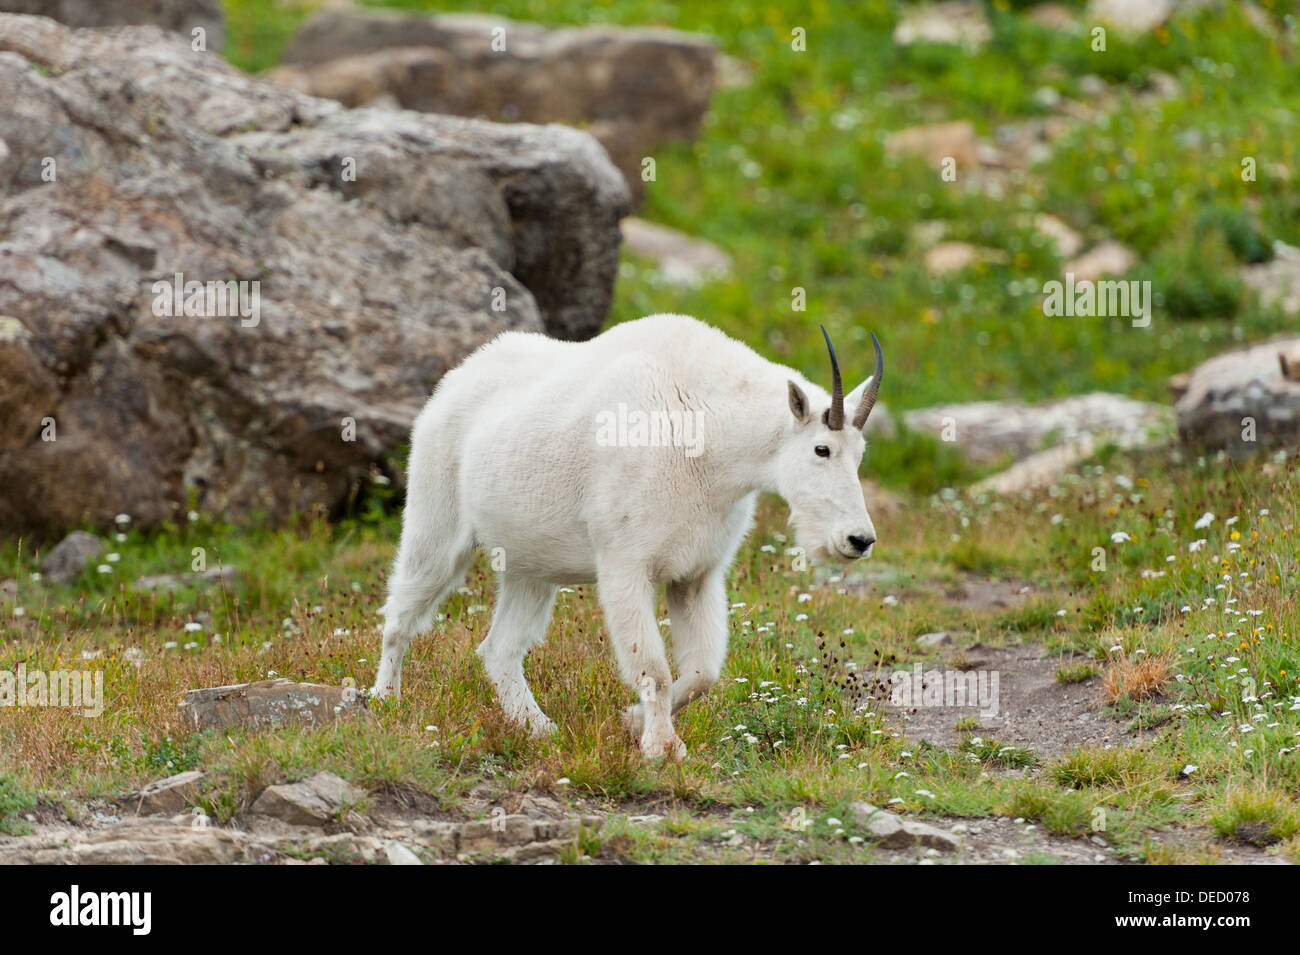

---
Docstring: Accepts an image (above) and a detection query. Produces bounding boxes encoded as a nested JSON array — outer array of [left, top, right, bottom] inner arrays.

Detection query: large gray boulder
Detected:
[[0, 15, 629, 537], [1174, 335, 1300, 452], [0, 0, 223, 50], [270, 9, 718, 203]]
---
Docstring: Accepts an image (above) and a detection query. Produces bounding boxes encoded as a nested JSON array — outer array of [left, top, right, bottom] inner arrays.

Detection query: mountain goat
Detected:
[[370, 313, 884, 759]]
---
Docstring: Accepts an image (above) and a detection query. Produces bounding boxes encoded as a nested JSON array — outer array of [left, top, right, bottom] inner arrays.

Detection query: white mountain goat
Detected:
[[370, 313, 884, 759]]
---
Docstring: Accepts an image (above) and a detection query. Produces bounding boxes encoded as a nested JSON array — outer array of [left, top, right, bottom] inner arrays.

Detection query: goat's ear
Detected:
[[787, 381, 812, 424]]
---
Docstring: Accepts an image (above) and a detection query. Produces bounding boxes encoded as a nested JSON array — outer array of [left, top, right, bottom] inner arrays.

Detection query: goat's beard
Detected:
[[787, 513, 851, 565]]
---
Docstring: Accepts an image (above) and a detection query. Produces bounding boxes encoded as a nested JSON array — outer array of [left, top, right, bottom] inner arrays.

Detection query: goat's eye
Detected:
[[814, 445, 831, 458]]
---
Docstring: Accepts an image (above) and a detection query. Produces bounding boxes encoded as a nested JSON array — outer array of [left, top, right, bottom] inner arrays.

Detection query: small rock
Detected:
[[621, 217, 732, 288], [911, 220, 949, 248], [178, 678, 367, 732], [850, 801, 960, 852], [1026, 3, 1078, 31], [1032, 213, 1083, 258], [1088, 0, 1173, 37], [39, 531, 103, 585], [901, 819, 962, 852], [135, 566, 240, 592], [1064, 240, 1137, 283], [923, 241, 1006, 276], [970, 439, 1096, 496], [133, 770, 206, 815], [385, 841, 424, 865], [1243, 243, 1300, 316], [250, 771, 365, 827], [893, 1, 991, 50], [885, 120, 980, 171], [916, 631, 952, 649]]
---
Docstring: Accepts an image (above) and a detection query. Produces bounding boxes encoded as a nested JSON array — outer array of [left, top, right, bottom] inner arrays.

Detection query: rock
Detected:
[[132, 770, 206, 815], [1174, 335, 1300, 452], [385, 841, 424, 865], [885, 120, 980, 171], [177, 678, 367, 732], [250, 771, 365, 827], [971, 438, 1097, 495], [911, 220, 950, 248], [1064, 241, 1137, 283], [904, 393, 1174, 466], [456, 813, 602, 858], [620, 218, 732, 287], [39, 531, 103, 584], [1026, 3, 1079, 31], [1032, 214, 1084, 258], [1243, 243, 1300, 316], [0, 802, 617, 864], [0, 817, 270, 864], [916, 631, 952, 649], [0, 15, 628, 538], [134, 566, 239, 592], [893, 1, 992, 50], [272, 9, 717, 203], [850, 801, 961, 852], [901, 819, 962, 852], [1087, 0, 1173, 37], [0, 0, 224, 51], [923, 241, 1007, 276]]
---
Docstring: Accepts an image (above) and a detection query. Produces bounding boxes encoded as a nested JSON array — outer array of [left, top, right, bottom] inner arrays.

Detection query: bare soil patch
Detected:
[[887, 642, 1153, 757]]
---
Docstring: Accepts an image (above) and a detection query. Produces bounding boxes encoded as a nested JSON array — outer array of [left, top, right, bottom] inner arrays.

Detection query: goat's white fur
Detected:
[[370, 313, 880, 759]]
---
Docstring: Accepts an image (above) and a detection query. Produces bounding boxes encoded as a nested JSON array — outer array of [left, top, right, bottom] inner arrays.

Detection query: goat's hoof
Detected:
[[640, 729, 686, 762], [369, 682, 399, 701]]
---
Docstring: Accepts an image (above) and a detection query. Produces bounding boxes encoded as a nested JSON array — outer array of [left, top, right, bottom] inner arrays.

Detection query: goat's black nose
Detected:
[[848, 534, 875, 554]]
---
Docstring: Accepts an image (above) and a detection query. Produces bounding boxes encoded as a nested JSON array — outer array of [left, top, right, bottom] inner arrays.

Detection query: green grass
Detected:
[[3, 445, 1298, 862]]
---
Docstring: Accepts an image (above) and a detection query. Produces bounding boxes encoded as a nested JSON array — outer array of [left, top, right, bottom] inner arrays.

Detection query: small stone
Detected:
[[1064, 240, 1137, 283], [178, 678, 367, 732], [385, 842, 424, 865], [885, 120, 980, 170], [133, 771, 206, 815], [620, 218, 731, 288], [901, 820, 961, 852], [916, 631, 952, 649], [250, 771, 364, 827], [893, 1, 991, 50], [922, 242, 1006, 276], [40, 532, 103, 585], [1088, 0, 1173, 37]]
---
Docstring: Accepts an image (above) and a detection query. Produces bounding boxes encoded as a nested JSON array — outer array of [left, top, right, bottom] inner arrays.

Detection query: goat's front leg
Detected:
[[597, 562, 684, 760], [623, 569, 728, 739]]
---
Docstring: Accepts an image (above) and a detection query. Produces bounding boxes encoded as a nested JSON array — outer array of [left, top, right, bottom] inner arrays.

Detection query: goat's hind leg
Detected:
[[371, 531, 473, 700], [477, 575, 558, 736]]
